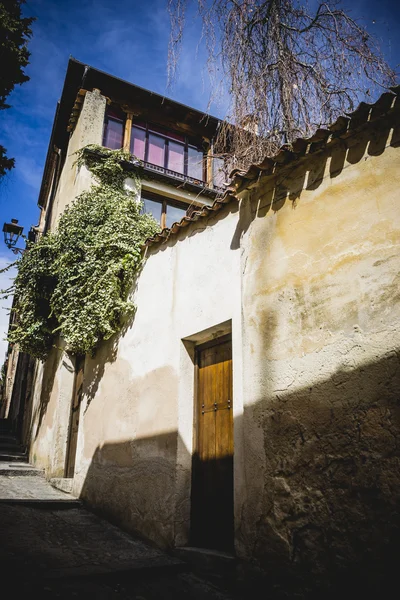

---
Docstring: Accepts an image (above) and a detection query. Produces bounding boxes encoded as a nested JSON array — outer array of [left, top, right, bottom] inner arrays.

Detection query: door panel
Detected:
[[191, 338, 234, 551]]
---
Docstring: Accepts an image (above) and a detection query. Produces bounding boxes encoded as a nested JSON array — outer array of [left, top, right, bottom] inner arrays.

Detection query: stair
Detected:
[[0, 418, 13, 434], [0, 445, 28, 462], [0, 462, 44, 476], [0, 427, 43, 477]]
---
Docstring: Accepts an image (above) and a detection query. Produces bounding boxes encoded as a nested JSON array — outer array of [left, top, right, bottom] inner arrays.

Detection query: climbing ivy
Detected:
[[6, 146, 159, 360]]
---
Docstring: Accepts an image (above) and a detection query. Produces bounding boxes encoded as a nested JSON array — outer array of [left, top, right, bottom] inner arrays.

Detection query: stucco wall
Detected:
[[48, 89, 106, 229], [238, 117, 400, 589], [1, 344, 19, 419], [72, 203, 243, 546], [26, 99, 400, 592], [28, 341, 75, 477]]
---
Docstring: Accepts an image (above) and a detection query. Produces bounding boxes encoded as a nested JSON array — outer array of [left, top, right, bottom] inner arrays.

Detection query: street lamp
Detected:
[[2, 219, 25, 254]]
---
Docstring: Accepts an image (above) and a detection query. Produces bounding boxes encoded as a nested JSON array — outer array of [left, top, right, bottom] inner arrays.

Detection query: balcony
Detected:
[[103, 112, 225, 198]]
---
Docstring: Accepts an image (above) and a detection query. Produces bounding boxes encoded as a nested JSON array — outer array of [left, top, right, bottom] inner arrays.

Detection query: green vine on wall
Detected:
[[5, 146, 159, 360]]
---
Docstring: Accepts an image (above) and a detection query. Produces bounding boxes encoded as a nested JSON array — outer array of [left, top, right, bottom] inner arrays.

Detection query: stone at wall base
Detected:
[[49, 477, 74, 494]]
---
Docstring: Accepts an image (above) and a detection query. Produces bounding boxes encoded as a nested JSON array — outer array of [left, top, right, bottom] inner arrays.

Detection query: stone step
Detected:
[[0, 442, 25, 450], [0, 442, 25, 451], [0, 461, 44, 477], [0, 452, 28, 462], [0, 438, 22, 447], [49, 477, 74, 494], [0, 498, 82, 507], [0, 420, 13, 433]]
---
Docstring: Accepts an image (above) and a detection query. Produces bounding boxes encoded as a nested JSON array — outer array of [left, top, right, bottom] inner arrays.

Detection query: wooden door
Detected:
[[191, 336, 234, 551], [65, 365, 83, 478]]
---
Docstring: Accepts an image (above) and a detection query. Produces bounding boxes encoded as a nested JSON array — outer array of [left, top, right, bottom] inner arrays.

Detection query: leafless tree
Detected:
[[168, 0, 397, 173]]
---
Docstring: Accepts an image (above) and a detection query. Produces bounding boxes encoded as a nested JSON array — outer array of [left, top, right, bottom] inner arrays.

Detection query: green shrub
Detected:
[[6, 146, 159, 359]]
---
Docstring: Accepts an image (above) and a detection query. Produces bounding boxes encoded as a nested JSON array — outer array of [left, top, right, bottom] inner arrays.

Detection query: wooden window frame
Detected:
[[131, 120, 206, 182], [103, 109, 209, 183], [103, 112, 125, 149], [195, 333, 232, 354], [141, 190, 198, 230]]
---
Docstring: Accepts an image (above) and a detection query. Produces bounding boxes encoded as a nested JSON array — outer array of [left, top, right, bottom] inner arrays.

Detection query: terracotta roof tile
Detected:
[[145, 87, 399, 247]]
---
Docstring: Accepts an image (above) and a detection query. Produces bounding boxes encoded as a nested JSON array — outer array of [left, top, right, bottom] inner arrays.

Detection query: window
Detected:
[[141, 193, 191, 229], [131, 126, 146, 160], [141, 197, 163, 223], [131, 120, 205, 182], [148, 133, 165, 167], [104, 112, 216, 185], [165, 203, 187, 228], [187, 146, 204, 180], [103, 109, 124, 149], [168, 141, 185, 173]]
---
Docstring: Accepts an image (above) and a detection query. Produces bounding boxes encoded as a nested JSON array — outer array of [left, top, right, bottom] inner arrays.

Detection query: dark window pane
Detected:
[[131, 126, 146, 160], [103, 118, 124, 150], [187, 147, 204, 180], [148, 134, 165, 167], [141, 197, 163, 223], [165, 203, 187, 228], [167, 141, 185, 173]]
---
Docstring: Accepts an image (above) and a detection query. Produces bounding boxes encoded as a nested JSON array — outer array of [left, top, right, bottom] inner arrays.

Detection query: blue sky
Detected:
[[0, 0, 399, 359]]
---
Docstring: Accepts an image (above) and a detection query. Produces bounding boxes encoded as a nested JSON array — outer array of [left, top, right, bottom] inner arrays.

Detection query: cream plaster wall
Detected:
[[28, 89, 236, 506], [237, 120, 400, 583], [2, 343, 19, 418], [28, 341, 75, 477], [71, 204, 243, 547], [48, 89, 106, 230], [26, 98, 400, 590]]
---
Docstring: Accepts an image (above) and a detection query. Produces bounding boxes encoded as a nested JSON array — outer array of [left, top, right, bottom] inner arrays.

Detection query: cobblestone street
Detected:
[[0, 434, 234, 600]]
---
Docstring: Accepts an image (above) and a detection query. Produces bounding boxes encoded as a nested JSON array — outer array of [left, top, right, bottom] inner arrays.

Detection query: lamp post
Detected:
[[2, 219, 25, 254]]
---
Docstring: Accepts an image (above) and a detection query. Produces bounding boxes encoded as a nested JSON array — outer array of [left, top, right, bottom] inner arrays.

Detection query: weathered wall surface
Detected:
[[238, 117, 400, 591], [25, 90, 105, 471], [27, 87, 243, 544], [1, 344, 19, 419], [28, 342, 75, 477], [70, 204, 242, 547], [25, 91, 400, 594], [48, 89, 106, 229]]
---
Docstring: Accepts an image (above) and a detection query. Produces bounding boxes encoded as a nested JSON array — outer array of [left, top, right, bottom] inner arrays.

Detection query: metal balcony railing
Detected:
[[142, 161, 224, 194]]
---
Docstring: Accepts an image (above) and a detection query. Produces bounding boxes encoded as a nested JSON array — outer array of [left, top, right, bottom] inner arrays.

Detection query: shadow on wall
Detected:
[[20, 271, 143, 440], [79, 346, 400, 598], [79, 431, 182, 548], [7, 351, 31, 436], [242, 318, 400, 599], [82, 329, 120, 413], [30, 345, 62, 441], [79, 358, 183, 548], [231, 99, 400, 250], [82, 271, 144, 412]]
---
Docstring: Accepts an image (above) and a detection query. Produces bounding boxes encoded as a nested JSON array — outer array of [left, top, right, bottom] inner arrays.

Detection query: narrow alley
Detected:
[[0, 423, 235, 600]]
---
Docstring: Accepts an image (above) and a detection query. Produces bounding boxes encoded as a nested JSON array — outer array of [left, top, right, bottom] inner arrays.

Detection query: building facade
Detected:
[[7, 59, 400, 593]]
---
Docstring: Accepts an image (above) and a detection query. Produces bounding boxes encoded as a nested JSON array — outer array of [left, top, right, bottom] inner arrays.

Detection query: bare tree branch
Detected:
[[168, 0, 397, 171]]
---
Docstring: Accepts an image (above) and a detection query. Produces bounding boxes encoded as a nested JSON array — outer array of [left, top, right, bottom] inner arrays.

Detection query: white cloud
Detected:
[[15, 156, 43, 191]]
